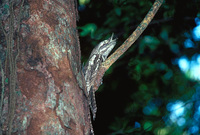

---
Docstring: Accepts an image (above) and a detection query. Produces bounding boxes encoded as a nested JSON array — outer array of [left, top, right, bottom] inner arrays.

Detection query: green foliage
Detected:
[[78, 0, 200, 134], [109, 118, 138, 135], [79, 0, 90, 5], [79, 23, 97, 37], [139, 36, 161, 54]]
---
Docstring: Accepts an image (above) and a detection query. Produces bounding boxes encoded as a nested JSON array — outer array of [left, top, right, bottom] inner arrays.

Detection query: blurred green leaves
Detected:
[[109, 118, 138, 135], [79, 23, 97, 37], [143, 121, 153, 131], [114, 8, 121, 16], [79, 0, 90, 5], [139, 36, 160, 54], [78, 0, 200, 134]]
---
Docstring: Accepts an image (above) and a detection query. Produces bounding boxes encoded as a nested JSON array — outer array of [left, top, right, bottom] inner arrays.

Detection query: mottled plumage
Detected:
[[84, 34, 117, 119]]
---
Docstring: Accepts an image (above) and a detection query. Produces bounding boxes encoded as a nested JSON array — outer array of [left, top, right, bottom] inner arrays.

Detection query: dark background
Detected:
[[78, 0, 200, 134]]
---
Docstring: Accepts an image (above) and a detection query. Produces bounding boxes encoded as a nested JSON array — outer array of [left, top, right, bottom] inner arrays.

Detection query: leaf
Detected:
[[115, 8, 121, 16], [79, 23, 97, 37], [79, 0, 90, 5], [139, 36, 160, 54], [143, 121, 152, 131]]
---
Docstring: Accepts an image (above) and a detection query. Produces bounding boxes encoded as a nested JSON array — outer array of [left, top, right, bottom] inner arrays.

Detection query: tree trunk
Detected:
[[0, 0, 92, 134]]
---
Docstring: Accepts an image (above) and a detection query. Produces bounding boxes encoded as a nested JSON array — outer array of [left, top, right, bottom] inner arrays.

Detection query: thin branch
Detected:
[[0, 60, 5, 135], [7, 1, 15, 134], [94, 0, 164, 92], [102, 0, 164, 69], [6, 0, 24, 134]]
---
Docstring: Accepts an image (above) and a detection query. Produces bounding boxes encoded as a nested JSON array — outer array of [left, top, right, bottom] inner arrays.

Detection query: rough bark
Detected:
[[0, 0, 92, 134]]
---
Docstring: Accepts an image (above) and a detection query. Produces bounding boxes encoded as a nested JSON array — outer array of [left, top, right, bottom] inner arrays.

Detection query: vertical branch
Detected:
[[0, 0, 25, 134], [0, 60, 5, 135], [7, 1, 16, 134]]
